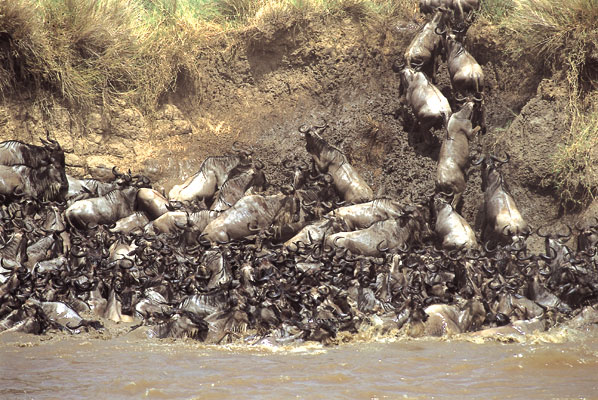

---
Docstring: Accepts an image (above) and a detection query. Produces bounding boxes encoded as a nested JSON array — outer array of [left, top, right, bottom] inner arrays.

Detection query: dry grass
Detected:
[[0, 0, 595, 202], [0, 0, 216, 111], [550, 97, 598, 205], [477, 0, 514, 23], [0, 0, 415, 111], [490, 0, 598, 204]]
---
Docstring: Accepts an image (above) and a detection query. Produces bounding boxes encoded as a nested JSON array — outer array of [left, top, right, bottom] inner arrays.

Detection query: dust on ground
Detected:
[[0, 15, 593, 247]]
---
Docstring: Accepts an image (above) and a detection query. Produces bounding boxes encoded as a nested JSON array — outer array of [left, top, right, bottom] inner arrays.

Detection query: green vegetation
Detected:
[[551, 101, 598, 205], [490, 0, 598, 204], [478, 0, 514, 23], [475, 0, 597, 204], [0, 0, 416, 111]]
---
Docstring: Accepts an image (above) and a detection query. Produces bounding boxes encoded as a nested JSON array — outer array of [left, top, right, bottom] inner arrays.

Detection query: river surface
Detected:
[[2, 326, 598, 399]]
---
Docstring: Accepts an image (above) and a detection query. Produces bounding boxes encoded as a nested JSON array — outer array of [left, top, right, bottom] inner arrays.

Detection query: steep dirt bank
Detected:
[[0, 15, 593, 249]]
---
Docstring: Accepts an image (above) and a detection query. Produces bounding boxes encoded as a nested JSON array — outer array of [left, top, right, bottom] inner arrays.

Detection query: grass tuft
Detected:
[[550, 98, 598, 206], [0, 0, 595, 203], [478, 0, 514, 23], [492, 0, 598, 204], [501, 0, 598, 91]]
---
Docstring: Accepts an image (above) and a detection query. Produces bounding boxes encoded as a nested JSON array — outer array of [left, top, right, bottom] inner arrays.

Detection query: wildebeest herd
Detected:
[[1, 1, 597, 344]]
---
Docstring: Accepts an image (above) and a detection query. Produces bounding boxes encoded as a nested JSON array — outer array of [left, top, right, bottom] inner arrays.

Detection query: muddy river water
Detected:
[[2, 326, 598, 399]]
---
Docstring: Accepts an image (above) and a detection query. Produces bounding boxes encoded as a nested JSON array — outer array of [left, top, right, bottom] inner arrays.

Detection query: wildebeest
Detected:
[[328, 198, 405, 231], [283, 218, 337, 250], [168, 143, 252, 203], [0, 136, 64, 170], [419, 298, 484, 336], [449, 0, 480, 23], [303, 125, 373, 203], [202, 193, 295, 243], [0, 164, 67, 201], [398, 66, 452, 145], [536, 225, 575, 268], [136, 188, 170, 220], [0, 137, 68, 201], [474, 154, 530, 243], [210, 165, 266, 212], [403, 10, 447, 80], [438, 31, 484, 96], [144, 311, 208, 340], [110, 212, 150, 234], [65, 187, 139, 229], [421, 0, 479, 24], [432, 194, 477, 250], [326, 207, 427, 257], [576, 219, 598, 254], [436, 99, 481, 207], [145, 210, 219, 243], [419, 0, 451, 14], [65, 168, 148, 204]]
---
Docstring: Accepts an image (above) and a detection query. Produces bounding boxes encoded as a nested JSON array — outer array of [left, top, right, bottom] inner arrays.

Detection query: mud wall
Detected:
[[0, 16, 591, 250]]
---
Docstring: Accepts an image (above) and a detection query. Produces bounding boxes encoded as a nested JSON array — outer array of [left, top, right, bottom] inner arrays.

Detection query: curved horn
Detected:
[[556, 225, 572, 240], [490, 152, 510, 164], [410, 58, 424, 68], [435, 25, 447, 35], [501, 224, 513, 237], [471, 155, 485, 166], [253, 159, 264, 170], [298, 124, 311, 134], [516, 249, 534, 261], [392, 59, 406, 73], [313, 119, 328, 131], [396, 242, 410, 254], [332, 236, 344, 248], [455, 93, 467, 103], [247, 222, 261, 233], [282, 159, 295, 169], [266, 286, 282, 300], [231, 141, 247, 154], [540, 246, 557, 261], [112, 166, 123, 178], [483, 241, 497, 253], [376, 240, 389, 253]]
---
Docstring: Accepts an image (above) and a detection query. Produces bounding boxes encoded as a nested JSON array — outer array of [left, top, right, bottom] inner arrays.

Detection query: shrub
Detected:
[[498, 0, 598, 204]]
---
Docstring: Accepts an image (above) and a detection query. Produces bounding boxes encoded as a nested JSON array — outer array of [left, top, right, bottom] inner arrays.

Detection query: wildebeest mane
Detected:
[[0, 141, 48, 168], [306, 132, 348, 170], [11, 165, 65, 201], [201, 155, 242, 176], [482, 161, 510, 194]]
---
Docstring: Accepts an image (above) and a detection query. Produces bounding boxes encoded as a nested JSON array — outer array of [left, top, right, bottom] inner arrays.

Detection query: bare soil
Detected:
[[0, 15, 594, 249]]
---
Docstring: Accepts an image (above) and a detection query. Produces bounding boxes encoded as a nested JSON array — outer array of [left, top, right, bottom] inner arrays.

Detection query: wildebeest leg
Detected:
[[407, 118, 422, 147], [451, 192, 463, 212], [479, 105, 487, 134], [430, 54, 439, 84], [419, 121, 439, 150]]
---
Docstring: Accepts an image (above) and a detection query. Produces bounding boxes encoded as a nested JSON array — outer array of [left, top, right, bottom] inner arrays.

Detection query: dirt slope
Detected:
[[0, 15, 593, 248]]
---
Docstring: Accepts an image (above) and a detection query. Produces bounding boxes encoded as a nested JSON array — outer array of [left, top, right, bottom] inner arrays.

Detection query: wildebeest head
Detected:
[[153, 311, 209, 340], [454, 94, 484, 133], [37, 136, 68, 200], [301, 123, 347, 173], [398, 66, 416, 97], [474, 153, 509, 193]]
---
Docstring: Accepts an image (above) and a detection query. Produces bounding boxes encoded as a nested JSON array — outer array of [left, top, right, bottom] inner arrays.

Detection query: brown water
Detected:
[[2, 327, 598, 400]]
